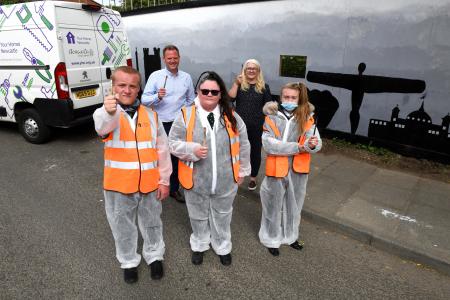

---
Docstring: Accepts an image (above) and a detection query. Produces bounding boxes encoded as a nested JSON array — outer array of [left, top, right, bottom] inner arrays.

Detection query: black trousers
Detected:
[[246, 125, 263, 178], [163, 121, 179, 193]]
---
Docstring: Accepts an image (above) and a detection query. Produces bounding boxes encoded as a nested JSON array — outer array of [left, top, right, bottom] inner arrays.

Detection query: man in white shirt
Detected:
[[141, 45, 195, 203]]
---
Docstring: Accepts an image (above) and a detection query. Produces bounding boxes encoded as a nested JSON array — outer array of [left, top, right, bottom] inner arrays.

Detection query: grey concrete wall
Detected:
[[123, 0, 450, 137]]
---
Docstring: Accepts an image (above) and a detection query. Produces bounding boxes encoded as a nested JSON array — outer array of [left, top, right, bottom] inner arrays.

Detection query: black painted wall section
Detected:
[[143, 47, 161, 82], [137, 47, 449, 161]]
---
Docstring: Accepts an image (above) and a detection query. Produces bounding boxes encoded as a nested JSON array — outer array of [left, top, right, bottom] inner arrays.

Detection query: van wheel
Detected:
[[18, 108, 51, 144]]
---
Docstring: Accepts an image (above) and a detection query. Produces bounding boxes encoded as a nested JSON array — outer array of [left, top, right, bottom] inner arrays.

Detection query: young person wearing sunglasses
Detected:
[[228, 59, 272, 191], [168, 72, 251, 266], [141, 45, 196, 204]]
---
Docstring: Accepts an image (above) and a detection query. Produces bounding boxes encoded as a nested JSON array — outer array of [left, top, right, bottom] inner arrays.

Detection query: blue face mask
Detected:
[[281, 103, 298, 111]]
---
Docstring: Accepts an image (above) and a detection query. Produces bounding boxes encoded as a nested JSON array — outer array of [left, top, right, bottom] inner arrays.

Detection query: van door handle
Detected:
[[106, 67, 112, 79]]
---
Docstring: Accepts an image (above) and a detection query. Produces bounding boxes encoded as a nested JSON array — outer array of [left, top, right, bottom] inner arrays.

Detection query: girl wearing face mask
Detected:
[[258, 82, 322, 257]]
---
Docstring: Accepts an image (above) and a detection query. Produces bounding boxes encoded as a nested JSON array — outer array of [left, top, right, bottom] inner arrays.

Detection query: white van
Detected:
[[0, 0, 132, 143]]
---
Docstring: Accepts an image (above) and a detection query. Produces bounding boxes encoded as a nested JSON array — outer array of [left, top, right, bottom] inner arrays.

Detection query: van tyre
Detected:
[[18, 108, 51, 144]]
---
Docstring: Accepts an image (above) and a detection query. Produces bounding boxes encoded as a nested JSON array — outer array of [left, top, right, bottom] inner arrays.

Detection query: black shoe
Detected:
[[170, 191, 185, 203], [268, 248, 279, 256], [219, 254, 232, 266], [191, 251, 204, 265], [248, 180, 257, 191], [290, 240, 304, 251], [149, 260, 164, 280], [123, 267, 138, 284]]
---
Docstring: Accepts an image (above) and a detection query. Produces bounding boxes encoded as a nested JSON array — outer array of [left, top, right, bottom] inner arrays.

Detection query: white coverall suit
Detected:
[[169, 98, 251, 255], [93, 105, 172, 268], [259, 109, 321, 248]]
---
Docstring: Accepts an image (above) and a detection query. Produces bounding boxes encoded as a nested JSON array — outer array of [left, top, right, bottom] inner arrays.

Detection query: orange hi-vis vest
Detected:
[[103, 105, 160, 194], [264, 115, 315, 178], [178, 105, 240, 190]]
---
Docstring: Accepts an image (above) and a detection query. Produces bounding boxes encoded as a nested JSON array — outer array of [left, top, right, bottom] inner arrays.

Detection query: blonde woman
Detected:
[[229, 59, 272, 191]]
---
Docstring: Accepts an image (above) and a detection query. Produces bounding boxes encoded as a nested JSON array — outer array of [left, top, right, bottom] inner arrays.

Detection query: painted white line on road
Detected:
[[43, 164, 57, 172], [380, 209, 417, 223]]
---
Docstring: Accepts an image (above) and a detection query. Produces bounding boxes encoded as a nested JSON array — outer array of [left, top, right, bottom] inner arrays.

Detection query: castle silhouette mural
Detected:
[[368, 102, 450, 154]]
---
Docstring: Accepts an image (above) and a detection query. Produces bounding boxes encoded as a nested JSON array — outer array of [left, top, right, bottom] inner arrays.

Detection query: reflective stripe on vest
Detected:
[[104, 140, 156, 149], [264, 115, 314, 178], [293, 117, 314, 174], [178, 106, 196, 190], [223, 113, 240, 183], [103, 105, 160, 194], [178, 106, 240, 189]]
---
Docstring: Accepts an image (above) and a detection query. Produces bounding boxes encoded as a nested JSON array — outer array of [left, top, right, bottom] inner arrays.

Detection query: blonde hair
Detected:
[[240, 59, 266, 94], [281, 82, 312, 134], [111, 66, 141, 87]]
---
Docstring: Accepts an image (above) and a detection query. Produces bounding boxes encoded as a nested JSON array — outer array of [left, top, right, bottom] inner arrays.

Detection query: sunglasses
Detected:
[[200, 89, 220, 96]]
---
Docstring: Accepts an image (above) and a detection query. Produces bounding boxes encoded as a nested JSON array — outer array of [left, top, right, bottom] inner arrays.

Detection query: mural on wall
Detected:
[[368, 101, 450, 153], [123, 0, 450, 157], [307, 62, 426, 134], [307, 89, 339, 129]]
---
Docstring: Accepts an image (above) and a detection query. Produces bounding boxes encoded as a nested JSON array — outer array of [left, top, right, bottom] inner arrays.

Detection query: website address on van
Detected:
[[71, 61, 96, 66], [1, 48, 18, 54]]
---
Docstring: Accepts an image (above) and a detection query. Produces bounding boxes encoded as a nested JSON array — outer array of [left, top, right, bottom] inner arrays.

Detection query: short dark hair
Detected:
[[163, 44, 180, 57], [111, 66, 141, 87]]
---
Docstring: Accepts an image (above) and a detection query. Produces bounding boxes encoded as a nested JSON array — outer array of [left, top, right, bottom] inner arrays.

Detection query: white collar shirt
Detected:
[[195, 97, 221, 194]]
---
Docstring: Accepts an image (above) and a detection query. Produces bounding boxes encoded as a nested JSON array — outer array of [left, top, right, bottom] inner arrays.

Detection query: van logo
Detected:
[[66, 32, 75, 44], [82, 71, 88, 79]]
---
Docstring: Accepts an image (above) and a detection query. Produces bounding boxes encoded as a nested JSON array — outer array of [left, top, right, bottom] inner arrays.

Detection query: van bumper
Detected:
[[34, 98, 102, 128]]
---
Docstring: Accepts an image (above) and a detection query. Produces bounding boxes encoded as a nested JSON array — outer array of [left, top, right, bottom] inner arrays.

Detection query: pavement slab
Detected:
[[253, 152, 450, 276]]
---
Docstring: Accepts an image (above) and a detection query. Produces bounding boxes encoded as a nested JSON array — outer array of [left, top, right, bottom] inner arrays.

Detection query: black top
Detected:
[[233, 83, 272, 129]]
